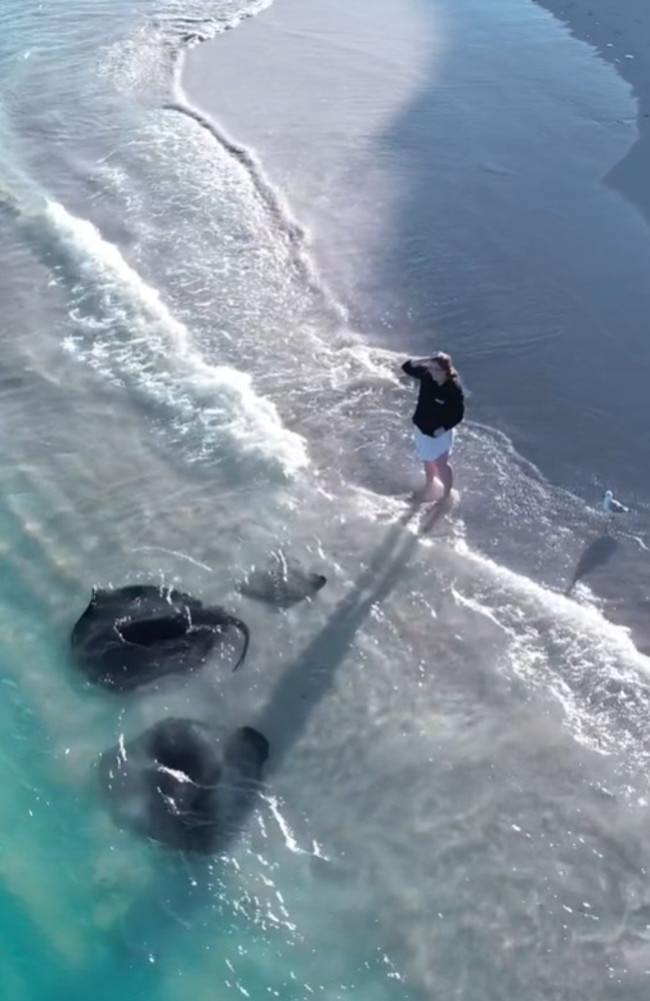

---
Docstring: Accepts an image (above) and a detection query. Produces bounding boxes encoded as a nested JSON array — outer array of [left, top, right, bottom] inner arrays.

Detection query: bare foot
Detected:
[[410, 480, 445, 504], [430, 491, 457, 515]]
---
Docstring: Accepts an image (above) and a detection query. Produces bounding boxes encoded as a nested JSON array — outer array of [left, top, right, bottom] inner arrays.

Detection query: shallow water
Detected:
[[2, 0, 650, 998]]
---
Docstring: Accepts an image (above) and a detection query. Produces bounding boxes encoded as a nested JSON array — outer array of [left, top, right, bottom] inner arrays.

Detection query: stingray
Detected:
[[237, 552, 327, 609], [71, 584, 249, 691], [98, 717, 269, 855]]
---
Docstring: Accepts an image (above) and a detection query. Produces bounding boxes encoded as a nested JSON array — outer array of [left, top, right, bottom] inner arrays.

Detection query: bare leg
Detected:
[[437, 452, 453, 499], [422, 460, 438, 501]]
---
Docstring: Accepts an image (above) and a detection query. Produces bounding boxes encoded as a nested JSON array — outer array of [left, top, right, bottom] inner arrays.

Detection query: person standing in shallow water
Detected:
[[401, 351, 465, 502]]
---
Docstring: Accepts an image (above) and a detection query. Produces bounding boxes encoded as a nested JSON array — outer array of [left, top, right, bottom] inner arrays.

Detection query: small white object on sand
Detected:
[[602, 489, 629, 514]]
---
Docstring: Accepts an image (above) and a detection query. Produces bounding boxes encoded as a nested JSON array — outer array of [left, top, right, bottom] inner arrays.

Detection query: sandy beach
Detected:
[[179, 0, 430, 179], [534, 0, 650, 224], [182, 0, 650, 236], [178, 0, 434, 311]]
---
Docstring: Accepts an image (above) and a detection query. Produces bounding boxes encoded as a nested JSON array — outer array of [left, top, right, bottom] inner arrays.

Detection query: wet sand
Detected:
[[178, 0, 431, 303], [534, 0, 650, 225]]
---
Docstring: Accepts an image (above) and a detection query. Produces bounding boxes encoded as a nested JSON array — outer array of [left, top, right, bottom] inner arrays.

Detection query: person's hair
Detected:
[[432, 351, 458, 381]]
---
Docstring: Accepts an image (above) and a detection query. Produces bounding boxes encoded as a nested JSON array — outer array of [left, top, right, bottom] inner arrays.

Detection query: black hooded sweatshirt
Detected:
[[401, 360, 465, 437]]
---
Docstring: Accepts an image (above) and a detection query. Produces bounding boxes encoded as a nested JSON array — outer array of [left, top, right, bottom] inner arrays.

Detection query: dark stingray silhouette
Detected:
[[98, 717, 269, 855], [237, 552, 327, 609], [565, 534, 619, 595], [71, 584, 249, 691]]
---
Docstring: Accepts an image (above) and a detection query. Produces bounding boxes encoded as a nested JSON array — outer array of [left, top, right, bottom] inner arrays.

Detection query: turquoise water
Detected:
[[2, 0, 650, 998]]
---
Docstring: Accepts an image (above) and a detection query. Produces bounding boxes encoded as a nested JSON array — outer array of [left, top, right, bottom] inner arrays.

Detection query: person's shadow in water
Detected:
[[254, 496, 451, 773]]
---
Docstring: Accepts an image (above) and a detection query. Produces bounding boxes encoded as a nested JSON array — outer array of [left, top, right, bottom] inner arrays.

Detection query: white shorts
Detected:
[[413, 426, 454, 462]]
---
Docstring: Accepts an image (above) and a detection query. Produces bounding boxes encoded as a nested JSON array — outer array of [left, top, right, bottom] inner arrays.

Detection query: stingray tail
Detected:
[[223, 615, 250, 671]]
